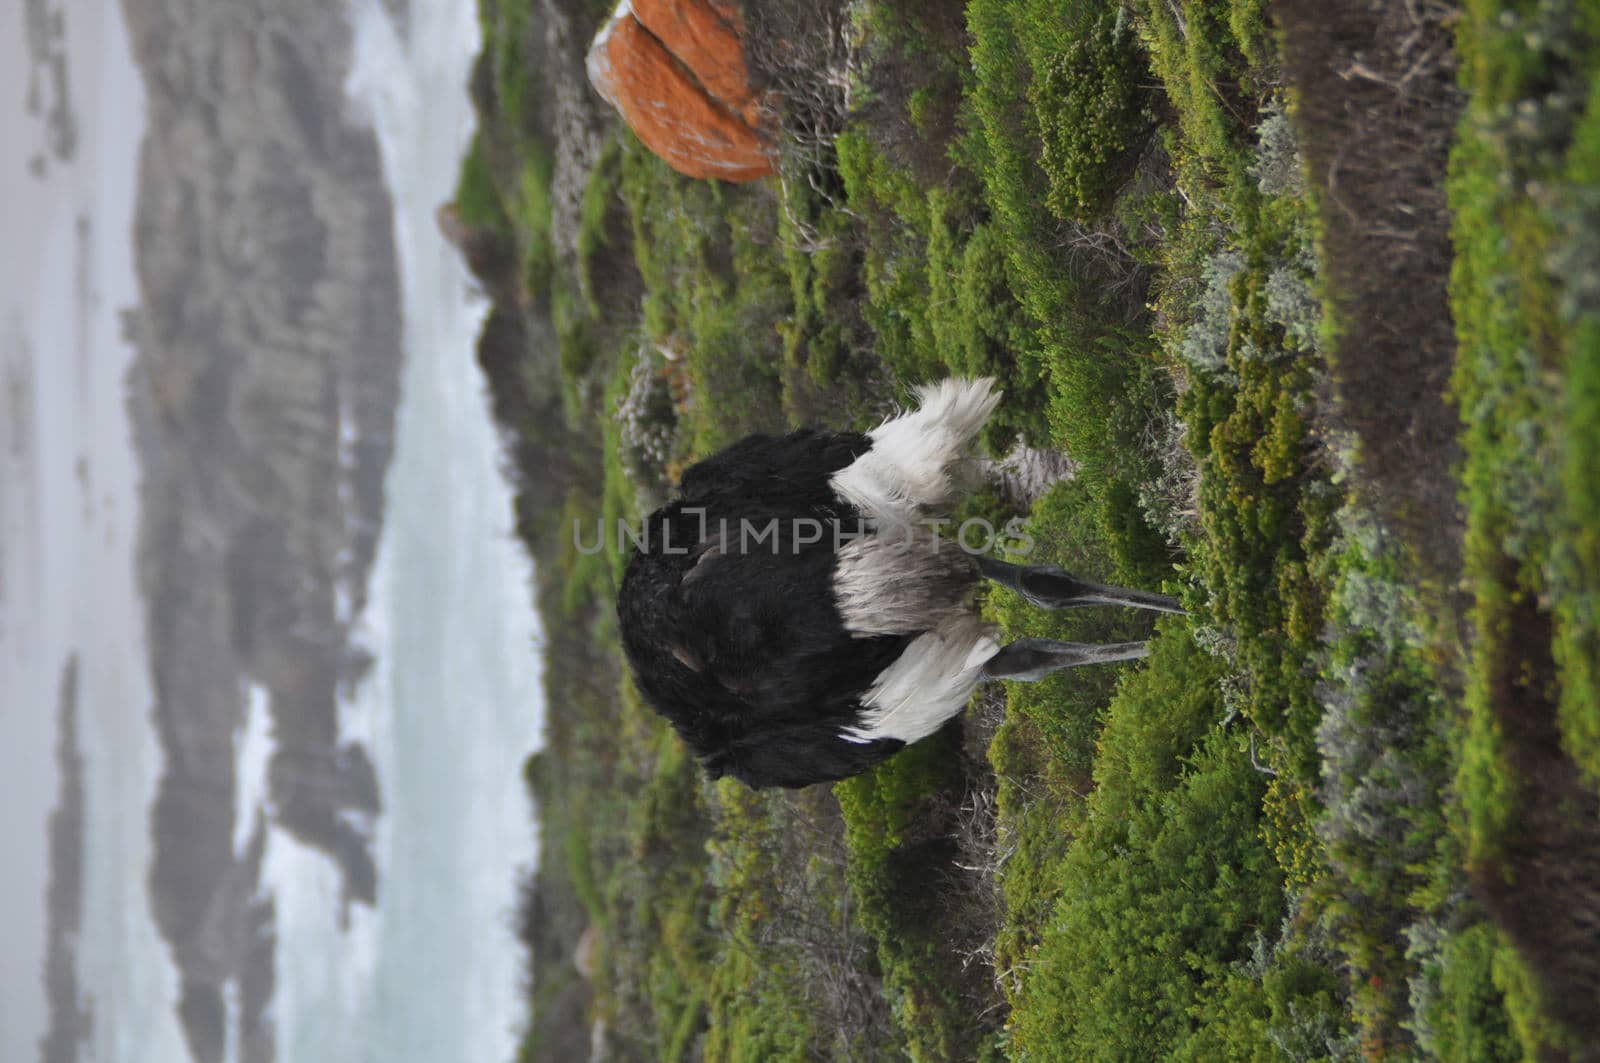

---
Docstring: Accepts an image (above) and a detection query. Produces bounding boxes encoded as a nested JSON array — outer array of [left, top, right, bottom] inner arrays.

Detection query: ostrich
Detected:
[[617, 378, 1182, 789]]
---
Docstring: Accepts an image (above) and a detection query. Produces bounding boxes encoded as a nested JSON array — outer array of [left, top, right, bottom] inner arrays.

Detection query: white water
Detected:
[[258, 2, 545, 1062]]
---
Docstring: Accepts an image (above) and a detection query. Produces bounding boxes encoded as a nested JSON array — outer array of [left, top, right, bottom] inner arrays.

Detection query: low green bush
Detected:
[[454, 133, 511, 230]]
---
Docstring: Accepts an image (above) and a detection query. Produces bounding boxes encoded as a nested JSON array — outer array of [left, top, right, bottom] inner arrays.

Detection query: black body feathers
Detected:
[[616, 430, 909, 788]]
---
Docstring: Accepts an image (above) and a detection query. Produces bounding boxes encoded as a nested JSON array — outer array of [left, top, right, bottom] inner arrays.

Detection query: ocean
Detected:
[[0, 0, 546, 1058], [259, 3, 544, 1060]]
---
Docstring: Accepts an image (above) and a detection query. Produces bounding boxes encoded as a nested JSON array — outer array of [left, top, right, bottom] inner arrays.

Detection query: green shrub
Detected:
[[1550, 79, 1600, 792], [968, 0, 1147, 225], [1009, 728, 1281, 1060], [454, 133, 510, 230], [1404, 920, 1520, 1062], [1026, 1, 1148, 221], [988, 478, 1151, 781], [518, 141, 556, 294], [835, 733, 996, 1062], [1088, 627, 1227, 823]]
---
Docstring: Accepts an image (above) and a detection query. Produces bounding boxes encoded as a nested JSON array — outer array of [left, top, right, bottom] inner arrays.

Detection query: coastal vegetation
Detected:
[[454, 0, 1600, 1057]]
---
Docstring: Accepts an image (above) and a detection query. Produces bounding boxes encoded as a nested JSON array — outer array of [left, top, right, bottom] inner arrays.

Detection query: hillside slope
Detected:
[[453, 0, 1600, 1058]]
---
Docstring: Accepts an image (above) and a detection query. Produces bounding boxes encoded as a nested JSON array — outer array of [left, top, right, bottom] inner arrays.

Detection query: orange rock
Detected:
[[630, 0, 766, 131], [587, 0, 774, 182]]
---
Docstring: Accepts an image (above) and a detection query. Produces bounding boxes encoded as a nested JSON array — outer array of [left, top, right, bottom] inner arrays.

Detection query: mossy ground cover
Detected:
[[456, 0, 1600, 1058], [1442, 0, 1600, 1053]]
